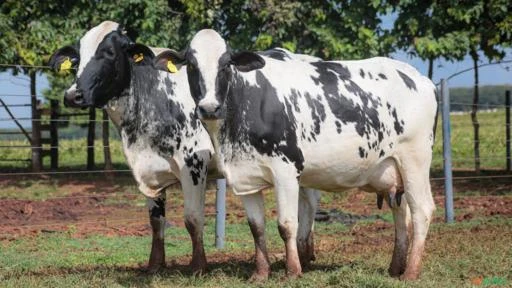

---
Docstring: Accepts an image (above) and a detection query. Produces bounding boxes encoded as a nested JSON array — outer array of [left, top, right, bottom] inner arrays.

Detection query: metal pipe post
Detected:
[[506, 90, 511, 171], [215, 178, 226, 248], [441, 79, 454, 223]]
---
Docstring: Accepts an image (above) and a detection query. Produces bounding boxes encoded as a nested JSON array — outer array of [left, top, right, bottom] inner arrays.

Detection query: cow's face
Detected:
[[153, 29, 265, 120], [49, 21, 152, 108]]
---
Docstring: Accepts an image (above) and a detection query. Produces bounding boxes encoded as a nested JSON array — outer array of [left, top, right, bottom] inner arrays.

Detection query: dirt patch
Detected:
[[1, 172, 511, 239]]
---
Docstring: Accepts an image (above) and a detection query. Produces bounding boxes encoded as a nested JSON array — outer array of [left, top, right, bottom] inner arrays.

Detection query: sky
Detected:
[[1, 15, 512, 129]]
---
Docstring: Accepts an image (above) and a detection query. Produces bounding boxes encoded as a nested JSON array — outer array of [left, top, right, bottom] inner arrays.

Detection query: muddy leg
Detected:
[[182, 179, 207, 274], [297, 188, 320, 267], [401, 170, 435, 280], [388, 194, 410, 277], [242, 192, 270, 282], [275, 179, 301, 278], [147, 193, 166, 272]]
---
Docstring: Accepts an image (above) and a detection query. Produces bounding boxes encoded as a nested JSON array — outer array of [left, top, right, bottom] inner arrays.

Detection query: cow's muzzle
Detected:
[[64, 89, 86, 108], [196, 104, 223, 120]]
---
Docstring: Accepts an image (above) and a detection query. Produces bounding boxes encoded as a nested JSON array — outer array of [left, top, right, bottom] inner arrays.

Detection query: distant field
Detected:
[[0, 109, 508, 171]]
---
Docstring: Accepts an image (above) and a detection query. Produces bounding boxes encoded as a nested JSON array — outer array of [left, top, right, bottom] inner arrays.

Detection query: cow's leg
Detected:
[[242, 191, 271, 281], [297, 188, 320, 267], [146, 192, 167, 272], [388, 193, 411, 277], [275, 178, 301, 278], [181, 169, 207, 273], [399, 158, 435, 281]]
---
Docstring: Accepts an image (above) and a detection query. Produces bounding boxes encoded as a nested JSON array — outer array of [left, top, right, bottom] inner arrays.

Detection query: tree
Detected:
[[178, 0, 394, 60], [393, 1, 468, 79], [447, 0, 512, 173]]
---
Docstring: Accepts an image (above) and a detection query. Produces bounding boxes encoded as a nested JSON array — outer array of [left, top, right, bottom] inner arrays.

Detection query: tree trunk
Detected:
[[87, 108, 96, 170], [30, 70, 42, 172], [102, 110, 113, 172], [470, 49, 480, 173], [428, 57, 434, 80]]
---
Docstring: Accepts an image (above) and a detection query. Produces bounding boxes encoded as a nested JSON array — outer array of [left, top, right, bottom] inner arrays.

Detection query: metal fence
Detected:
[[1, 63, 511, 243]]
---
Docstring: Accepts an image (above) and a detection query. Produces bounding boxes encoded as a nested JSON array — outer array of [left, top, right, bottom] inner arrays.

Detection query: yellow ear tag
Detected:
[[167, 60, 178, 73], [133, 53, 144, 63], [59, 57, 72, 72]]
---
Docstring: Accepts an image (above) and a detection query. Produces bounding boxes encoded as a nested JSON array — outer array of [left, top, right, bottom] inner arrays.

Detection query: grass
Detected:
[[1, 217, 510, 287]]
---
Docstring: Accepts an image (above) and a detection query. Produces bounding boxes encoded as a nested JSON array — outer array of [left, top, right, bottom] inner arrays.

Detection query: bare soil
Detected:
[[1, 173, 511, 239]]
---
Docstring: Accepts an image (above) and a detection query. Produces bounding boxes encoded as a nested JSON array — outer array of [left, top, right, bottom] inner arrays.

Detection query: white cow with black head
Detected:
[[155, 29, 437, 281], [49, 21, 214, 273]]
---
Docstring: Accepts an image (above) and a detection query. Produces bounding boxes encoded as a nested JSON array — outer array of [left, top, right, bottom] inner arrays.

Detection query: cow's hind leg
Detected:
[[388, 194, 410, 277], [399, 155, 435, 280], [146, 192, 167, 272], [242, 191, 271, 281], [275, 177, 301, 278], [297, 188, 320, 268]]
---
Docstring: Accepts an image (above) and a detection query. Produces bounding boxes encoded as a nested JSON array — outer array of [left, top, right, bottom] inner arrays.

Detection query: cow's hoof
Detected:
[[146, 263, 165, 274], [190, 258, 207, 275], [388, 266, 405, 278], [399, 271, 419, 281], [285, 271, 303, 280], [299, 255, 316, 268], [249, 271, 269, 282]]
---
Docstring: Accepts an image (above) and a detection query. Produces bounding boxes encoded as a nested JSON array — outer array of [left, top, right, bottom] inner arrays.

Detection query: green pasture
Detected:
[[1, 216, 510, 287]]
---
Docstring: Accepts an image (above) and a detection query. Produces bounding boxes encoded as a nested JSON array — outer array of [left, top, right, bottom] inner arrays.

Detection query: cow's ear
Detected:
[[153, 49, 186, 73], [126, 43, 155, 66], [231, 51, 265, 72], [48, 45, 79, 74]]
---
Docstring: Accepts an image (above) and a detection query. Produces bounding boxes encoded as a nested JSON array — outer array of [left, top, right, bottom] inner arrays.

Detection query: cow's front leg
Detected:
[[275, 178, 301, 278], [242, 191, 271, 281], [181, 168, 207, 274], [146, 192, 167, 272], [297, 188, 320, 268]]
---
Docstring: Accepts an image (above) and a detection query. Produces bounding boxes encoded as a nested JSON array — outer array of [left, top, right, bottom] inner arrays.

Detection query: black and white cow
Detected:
[[155, 29, 438, 281], [49, 21, 214, 273]]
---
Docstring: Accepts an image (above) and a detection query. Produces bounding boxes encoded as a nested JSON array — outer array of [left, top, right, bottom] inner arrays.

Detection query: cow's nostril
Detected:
[[198, 106, 207, 115]]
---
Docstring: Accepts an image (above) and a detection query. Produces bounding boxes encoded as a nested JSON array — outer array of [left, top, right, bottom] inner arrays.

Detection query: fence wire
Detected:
[[1, 62, 511, 234]]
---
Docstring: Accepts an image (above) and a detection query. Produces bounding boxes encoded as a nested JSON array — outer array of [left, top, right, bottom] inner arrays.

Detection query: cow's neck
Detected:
[[105, 90, 129, 130], [116, 64, 186, 156], [201, 118, 223, 169], [221, 70, 258, 143]]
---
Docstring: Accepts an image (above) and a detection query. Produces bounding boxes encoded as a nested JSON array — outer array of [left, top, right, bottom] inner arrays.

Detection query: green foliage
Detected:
[[179, 0, 393, 59]]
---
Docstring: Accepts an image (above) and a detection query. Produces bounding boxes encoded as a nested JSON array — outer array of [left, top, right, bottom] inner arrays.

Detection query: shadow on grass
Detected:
[[5, 257, 347, 284]]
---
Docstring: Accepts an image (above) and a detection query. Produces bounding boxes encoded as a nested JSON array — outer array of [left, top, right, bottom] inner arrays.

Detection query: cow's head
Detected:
[[49, 21, 153, 108], [153, 29, 265, 120]]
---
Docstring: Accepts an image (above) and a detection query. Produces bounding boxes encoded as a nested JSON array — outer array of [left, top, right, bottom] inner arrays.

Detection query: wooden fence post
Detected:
[[50, 100, 59, 170], [30, 70, 42, 172], [87, 108, 96, 170], [102, 110, 113, 172], [506, 90, 511, 171]]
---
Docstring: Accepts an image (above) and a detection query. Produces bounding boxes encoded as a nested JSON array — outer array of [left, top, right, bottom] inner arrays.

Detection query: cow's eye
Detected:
[[105, 47, 115, 56]]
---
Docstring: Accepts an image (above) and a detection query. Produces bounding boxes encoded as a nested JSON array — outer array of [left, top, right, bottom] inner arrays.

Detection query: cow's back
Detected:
[[226, 56, 436, 192]]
